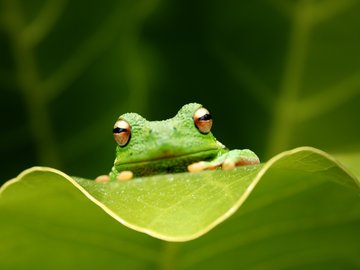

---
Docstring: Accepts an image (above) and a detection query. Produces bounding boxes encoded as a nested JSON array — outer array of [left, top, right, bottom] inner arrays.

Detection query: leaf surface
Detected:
[[1, 147, 360, 269]]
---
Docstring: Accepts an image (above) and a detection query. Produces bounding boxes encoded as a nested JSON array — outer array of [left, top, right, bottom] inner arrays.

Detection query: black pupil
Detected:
[[113, 127, 127, 134], [199, 113, 211, 121]]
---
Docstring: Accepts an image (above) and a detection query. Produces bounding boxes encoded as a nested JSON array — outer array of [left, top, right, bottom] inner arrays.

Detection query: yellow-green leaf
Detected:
[[1, 147, 360, 269]]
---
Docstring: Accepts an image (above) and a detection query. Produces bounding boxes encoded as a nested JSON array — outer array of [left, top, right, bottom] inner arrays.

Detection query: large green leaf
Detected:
[[1, 147, 360, 269]]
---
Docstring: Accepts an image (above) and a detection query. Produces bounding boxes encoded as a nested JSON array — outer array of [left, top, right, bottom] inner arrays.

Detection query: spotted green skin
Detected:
[[110, 103, 259, 179]]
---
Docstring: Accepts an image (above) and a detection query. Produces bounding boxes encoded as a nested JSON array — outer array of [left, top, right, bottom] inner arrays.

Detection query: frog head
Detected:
[[112, 103, 225, 176]]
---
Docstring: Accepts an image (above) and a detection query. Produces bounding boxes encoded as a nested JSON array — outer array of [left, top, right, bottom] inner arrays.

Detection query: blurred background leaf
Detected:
[[1, 0, 360, 183], [1, 1, 360, 269]]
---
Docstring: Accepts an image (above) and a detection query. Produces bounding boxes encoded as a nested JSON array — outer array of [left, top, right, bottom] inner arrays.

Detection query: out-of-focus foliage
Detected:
[[1, 0, 360, 183]]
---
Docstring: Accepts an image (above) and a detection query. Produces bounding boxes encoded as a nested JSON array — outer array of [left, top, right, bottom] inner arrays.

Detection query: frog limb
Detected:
[[188, 149, 259, 172], [221, 149, 260, 170]]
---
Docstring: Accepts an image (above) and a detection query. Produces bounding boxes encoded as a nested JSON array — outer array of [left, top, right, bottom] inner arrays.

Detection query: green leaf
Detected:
[[1, 147, 360, 269]]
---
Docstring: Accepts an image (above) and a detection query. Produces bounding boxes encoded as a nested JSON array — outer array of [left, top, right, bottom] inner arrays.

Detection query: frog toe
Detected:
[[222, 160, 236, 170], [95, 175, 111, 182], [188, 161, 209, 172], [188, 161, 219, 172], [116, 171, 134, 181]]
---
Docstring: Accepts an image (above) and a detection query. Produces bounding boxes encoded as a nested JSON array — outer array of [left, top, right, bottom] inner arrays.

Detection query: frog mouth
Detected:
[[114, 148, 219, 172]]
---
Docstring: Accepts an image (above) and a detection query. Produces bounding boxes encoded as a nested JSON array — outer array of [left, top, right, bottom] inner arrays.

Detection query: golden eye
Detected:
[[113, 120, 131, 146], [193, 107, 212, 134]]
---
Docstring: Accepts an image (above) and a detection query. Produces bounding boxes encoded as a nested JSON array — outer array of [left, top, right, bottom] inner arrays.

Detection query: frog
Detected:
[[95, 103, 259, 182]]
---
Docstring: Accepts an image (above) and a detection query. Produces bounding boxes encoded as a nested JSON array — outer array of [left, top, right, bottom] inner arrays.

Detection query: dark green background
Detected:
[[1, 0, 360, 184]]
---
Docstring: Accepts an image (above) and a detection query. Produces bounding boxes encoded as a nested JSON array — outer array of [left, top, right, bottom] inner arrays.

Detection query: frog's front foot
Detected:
[[221, 149, 260, 170], [95, 170, 134, 182], [188, 149, 260, 172]]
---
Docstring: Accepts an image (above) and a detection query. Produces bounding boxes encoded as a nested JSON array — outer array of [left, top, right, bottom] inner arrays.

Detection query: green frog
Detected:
[[96, 103, 259, 182]]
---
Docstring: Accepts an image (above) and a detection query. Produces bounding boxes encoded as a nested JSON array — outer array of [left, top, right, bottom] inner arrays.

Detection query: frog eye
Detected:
[[113, 120, 131, 146], [193, 107, 212, 134]]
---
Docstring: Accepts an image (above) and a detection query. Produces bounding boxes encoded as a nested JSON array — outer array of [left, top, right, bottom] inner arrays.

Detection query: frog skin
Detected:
[[96, 103, 259, 182]]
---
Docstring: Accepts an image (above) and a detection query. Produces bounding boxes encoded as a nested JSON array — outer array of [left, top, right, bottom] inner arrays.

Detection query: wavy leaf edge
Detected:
[[1, 146, 359, 242]]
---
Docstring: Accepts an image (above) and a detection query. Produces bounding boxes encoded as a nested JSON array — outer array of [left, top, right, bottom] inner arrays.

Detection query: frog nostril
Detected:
[[173, 127, 177, 131]]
